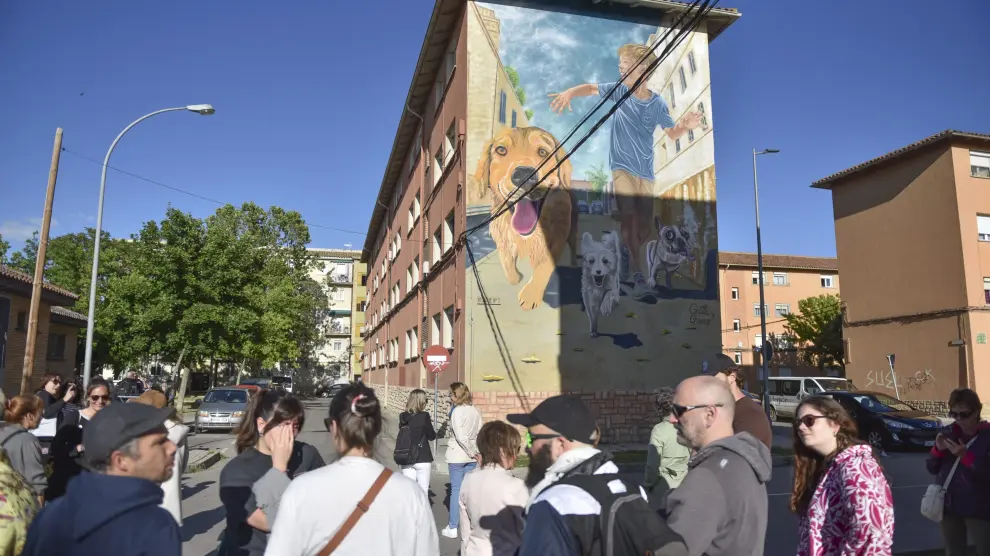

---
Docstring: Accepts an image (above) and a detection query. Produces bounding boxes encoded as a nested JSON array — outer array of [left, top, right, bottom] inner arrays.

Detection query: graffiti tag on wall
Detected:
[[689, 303, 713, 327], [865, 368, 936, 392]]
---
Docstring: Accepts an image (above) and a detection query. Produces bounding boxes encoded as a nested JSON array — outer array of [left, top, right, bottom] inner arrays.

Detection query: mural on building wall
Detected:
[[465, 0, 720, 391]]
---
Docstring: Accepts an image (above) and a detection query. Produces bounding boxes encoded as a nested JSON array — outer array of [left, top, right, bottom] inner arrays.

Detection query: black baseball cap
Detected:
[[83, 402, 171, 467], [507, 396, 598, 444], [702, 353, 739, 376]]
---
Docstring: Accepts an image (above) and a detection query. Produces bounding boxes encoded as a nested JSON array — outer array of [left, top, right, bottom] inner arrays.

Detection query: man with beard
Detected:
[[509, 396, 686, 555], [662, 376, 771, 556]]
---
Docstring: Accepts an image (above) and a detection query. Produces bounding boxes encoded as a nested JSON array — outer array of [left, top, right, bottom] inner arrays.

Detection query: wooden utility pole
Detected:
[[21, 128, 63, 395]]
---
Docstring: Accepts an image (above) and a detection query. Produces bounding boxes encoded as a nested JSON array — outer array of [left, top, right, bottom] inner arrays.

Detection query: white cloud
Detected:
[[0, 217, 58, 241]]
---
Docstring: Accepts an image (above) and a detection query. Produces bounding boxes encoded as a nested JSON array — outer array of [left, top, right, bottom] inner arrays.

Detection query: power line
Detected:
[[463, 0, 716, 241], [60, 147, 390, 240]]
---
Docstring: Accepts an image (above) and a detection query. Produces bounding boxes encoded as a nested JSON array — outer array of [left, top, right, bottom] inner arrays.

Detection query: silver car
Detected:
[[195, 388, 250, 432]]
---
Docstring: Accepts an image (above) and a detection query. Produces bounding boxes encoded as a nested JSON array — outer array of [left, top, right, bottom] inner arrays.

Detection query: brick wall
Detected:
[[377, 383, 662, 443], [473, 390, 659, 444], [1, 295, 53, 395]]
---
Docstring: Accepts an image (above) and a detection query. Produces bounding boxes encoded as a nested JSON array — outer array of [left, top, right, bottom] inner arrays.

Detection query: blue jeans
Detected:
[[448, 461, 476, 528]]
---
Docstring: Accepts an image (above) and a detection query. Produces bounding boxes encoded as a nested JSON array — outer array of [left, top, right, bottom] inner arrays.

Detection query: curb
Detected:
[[187, 449, 224, 474]]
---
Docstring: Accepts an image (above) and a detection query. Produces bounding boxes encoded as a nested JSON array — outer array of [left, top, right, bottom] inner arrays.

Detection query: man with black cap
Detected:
[[22, 402, 180, 555], [509, 395, 687, 556]]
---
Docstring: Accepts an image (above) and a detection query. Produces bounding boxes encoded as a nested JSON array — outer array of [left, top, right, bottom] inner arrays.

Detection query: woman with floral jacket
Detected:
[[791, 396, 894, 556]]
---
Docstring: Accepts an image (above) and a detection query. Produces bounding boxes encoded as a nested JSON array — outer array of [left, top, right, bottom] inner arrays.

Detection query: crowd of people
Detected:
[[0, 360, 985, 555]]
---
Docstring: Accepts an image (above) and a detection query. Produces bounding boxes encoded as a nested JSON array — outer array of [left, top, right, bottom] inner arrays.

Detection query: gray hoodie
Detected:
[[0, 423, 47, 496], [661, 432, 771, 556]]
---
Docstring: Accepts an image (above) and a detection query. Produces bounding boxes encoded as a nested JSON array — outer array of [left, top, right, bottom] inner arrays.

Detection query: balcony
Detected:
[[328, 273, 353, 285], [327, 325, 351, 337]]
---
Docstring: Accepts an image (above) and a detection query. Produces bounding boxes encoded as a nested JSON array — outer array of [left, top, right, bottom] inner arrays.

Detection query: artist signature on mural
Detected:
[[477, 294, 501, 306], [689, 303, 713, 327], [865, 368, 936, 392]]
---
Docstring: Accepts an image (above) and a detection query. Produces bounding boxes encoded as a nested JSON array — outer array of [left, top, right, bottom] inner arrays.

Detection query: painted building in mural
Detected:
[[360, 0, 740, 442]]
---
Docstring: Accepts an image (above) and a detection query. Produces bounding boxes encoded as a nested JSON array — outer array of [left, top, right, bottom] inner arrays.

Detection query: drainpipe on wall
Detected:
[[404, 102, 429, 413]]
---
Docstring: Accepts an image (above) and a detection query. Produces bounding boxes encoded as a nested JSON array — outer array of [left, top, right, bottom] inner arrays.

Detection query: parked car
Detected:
[[590, 200, 604, 215], [195, 387, 251, 433], [317, 382, 347, 399], [270, 375, 293, 393], [767, 376, 856, 422], [240, 377, 271, 389], [824, 390, 941, 450], [577, 200, 589, 214]]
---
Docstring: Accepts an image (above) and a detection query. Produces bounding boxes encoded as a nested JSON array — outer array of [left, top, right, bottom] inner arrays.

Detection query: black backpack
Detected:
[[554, 472, 688, 556], [392, 419, 421, 466]]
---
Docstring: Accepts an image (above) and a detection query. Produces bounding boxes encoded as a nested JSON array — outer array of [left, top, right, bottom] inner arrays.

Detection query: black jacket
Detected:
[[24, 471, 180, 556], [37, 390, 66, 421], [399, 411, 437, 464]]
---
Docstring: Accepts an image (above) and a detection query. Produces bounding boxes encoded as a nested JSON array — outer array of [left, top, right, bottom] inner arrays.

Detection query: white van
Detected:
[[767, 376, 855, 422]]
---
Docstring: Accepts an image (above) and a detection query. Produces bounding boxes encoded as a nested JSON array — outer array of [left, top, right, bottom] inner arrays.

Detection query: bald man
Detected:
[[659, 376, 771, 556]]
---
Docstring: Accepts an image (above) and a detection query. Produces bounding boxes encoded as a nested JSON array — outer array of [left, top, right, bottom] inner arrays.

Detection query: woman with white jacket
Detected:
[[131, 390, 189, 525], [442, 382, 482, 539], [459, 421, 528, 556]]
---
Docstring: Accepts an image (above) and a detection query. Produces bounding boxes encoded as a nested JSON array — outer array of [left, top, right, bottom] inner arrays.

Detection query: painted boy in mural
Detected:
[[549, 43, 702, 300]]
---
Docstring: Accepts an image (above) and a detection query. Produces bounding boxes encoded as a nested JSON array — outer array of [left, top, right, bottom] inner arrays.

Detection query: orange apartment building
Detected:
[[0, 266, 87, 395], [813, 130, 990, 414], [360, 0, 741, 442], [718, 252, 839, 388]]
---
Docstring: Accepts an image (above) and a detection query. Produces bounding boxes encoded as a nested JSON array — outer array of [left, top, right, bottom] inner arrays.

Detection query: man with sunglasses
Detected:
[[662, 376, 771, 556], [509, 396, 687, 556]]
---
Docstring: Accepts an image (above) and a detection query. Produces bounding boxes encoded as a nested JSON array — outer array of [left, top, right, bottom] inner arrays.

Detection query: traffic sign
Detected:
[[423, 345, 450, 374], [761, 340, 774, 363]]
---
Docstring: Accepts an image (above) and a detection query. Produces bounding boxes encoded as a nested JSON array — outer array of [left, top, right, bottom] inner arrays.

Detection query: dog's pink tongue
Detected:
[[511, 199, 539, 235]]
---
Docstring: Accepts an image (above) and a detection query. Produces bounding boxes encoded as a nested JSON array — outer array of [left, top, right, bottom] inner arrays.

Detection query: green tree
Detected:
[[783, 294, 844, 370], [504, 66, 534, 122], [0, 233, 9, 263], [585, 163, 609, 202], [8, 231, 39, 274]]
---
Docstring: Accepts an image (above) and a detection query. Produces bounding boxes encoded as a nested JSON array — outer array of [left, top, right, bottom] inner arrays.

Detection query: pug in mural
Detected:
[[580, 231, 621, 337], [645, 216, 696, 290]]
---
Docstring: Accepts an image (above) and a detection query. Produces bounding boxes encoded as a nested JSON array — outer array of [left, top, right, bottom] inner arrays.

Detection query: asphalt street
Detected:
[[179, 400, 946, 556]]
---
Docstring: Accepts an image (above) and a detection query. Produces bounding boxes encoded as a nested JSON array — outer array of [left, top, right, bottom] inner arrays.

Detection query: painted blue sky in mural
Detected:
[[481, 2, 656, 181], [1, 0, 988, 259]]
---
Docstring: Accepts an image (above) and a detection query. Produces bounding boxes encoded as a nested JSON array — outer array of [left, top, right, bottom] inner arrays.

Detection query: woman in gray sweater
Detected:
[[0, 395, 47, 505]]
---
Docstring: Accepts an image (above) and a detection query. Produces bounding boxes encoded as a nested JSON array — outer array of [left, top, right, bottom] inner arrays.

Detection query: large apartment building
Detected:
[[814, 130, 990, 414], [361, 0, 739, 442], [307, 248, 365, 380], [718, 252, 839, 386]]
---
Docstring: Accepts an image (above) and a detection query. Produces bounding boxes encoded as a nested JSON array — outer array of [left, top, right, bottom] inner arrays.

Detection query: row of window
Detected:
[[366, 306, 454, 369], [665, 50, 698, 111], [972, 151, 990, 179]]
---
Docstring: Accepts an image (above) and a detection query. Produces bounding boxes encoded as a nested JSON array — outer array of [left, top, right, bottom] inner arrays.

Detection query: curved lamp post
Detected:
[[753, 148, 779, 421], [82, 105, 215, 386]]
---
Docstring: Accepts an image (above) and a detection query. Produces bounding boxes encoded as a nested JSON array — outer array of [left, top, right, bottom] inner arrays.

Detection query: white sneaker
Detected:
[[440, 526, 458, 539]]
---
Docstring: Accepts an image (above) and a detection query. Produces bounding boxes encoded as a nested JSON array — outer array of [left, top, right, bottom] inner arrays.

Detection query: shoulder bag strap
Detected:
[[318, 468, 393, 556], [941, 435, 980, 489]]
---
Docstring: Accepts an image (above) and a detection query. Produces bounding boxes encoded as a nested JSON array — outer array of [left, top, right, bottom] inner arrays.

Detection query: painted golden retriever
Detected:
[[474, 126, 578, 310]]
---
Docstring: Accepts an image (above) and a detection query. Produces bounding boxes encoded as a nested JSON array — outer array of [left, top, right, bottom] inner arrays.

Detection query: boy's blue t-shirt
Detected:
[[598, 82, 675, 181]]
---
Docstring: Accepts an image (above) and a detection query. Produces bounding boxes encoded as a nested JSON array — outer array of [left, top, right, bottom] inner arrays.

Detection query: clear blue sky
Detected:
[[2, 0, 988, 257]]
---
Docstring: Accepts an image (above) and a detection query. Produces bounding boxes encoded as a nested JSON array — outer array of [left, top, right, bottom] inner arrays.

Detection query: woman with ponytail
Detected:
[[791, 396, 894, 555], [219, 390, 323, 556], [266, 384, 439, 555]]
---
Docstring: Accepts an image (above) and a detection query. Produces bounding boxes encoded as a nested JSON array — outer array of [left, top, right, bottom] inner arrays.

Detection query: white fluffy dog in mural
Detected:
[[580, 231, 621, 338]]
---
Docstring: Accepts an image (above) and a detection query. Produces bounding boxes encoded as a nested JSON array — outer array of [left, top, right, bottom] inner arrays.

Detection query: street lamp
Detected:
[[753, 148, 779, 421], [82, 105, 215, 387]]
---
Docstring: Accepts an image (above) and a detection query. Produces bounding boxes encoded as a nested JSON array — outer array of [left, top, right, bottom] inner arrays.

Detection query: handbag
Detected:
[[318, 468, 393, 556], [920, 436, 978, 522]]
